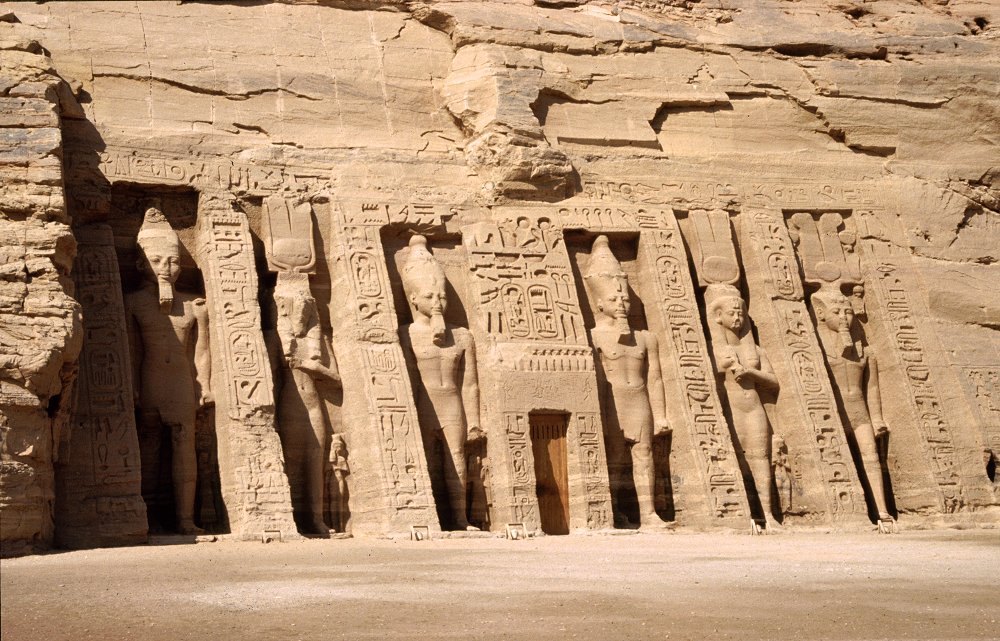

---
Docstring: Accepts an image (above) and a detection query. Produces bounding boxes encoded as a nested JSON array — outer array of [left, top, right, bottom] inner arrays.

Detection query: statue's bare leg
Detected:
[[441, 422, 476, 530], [294, 369, 330, 535], [169, 419, 202, 535], [335, 477, 349, 533], [854, 423, 891, 521], [603, 427, 631, 526], [742, 411, 778, 528], [305, 403, 330, 534], [631, 428, 666, 529]]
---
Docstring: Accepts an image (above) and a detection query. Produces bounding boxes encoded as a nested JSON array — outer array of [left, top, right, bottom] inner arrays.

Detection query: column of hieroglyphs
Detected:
[[462, 211, 613, 532], [854, 209, 998, 514], [737, 209, 871, 527], [263, 192, 344, 536], [54, 224, 147, 548], [328, 201, 439, 534], [196, 194, 298, 540]]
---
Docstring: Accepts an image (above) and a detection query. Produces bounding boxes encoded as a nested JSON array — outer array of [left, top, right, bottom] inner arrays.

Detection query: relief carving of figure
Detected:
[[585, 236, 670, 529], [328, 433, 350, 533], [811, 288, 893, 523], [125, 206, 211, 535], [707, 284, 782, 530], [399, 235, 482, 531], [273, 271, 342, 535]]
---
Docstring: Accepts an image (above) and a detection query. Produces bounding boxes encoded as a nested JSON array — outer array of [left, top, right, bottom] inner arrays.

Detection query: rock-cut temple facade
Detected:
[[1, 0, 999, 556]]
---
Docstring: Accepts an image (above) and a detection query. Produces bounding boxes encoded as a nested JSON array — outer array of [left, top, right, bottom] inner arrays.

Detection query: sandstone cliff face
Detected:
[[0, 12, 81, 556], [1, 0, 998, 552]]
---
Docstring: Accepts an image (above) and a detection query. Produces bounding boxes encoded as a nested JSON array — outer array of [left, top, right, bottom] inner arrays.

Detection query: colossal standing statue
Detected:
[[585, 236, 670, 529], [706, 283, 782, 530], [125, 205, 211, 535], [811, 288, 893, 523], [399, 235, 482, 531], [274, 271, 342, 535]]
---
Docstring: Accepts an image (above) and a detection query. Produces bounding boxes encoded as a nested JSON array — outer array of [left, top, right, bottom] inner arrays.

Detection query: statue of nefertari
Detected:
[[707, 283, 781, 530], [812, 288, 893, 523], [274, 271, 342, 535]]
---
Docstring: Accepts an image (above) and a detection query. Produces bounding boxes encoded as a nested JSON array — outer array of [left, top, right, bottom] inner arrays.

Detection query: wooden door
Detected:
[[530, 414, 570, 535]]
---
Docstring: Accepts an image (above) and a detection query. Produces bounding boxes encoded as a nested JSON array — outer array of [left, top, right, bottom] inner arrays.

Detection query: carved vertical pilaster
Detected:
[[330, 203, 438, 534], [638, 212, 751, 526], [739, 210, 869, 524], [55, 224, 147, 548], [197, 204, 298, 540], [856, 211, 995, 512]]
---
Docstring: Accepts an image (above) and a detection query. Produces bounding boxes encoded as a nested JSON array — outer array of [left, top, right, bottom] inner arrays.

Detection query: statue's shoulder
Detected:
[[636, 329, 659, 347], [123, 286, 151, 311], [450, 325, 475, 347]]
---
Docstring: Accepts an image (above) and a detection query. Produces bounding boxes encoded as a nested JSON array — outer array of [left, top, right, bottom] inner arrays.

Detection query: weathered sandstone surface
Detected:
[[0, 0, 998, 554]]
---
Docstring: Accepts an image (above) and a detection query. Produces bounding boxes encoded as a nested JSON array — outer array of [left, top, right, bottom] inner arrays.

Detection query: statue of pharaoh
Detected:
[[399, 235, 482, 531], [125, 205, 212, 535], [586, 235, 670, 529]]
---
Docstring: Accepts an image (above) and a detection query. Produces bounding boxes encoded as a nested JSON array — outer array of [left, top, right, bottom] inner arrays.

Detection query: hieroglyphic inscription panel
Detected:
[[464, 214, 586, 345], [572, 412, 611, 528], [198, 209, 298, 539], [56, 225, 146, 546], [870, 260, 965, 511], [503, 412, 538, 527], [857, 210, 974, 512], [579, 178, 880, 209], [363, 343, 431, 510], [743, 211, 867, 521]]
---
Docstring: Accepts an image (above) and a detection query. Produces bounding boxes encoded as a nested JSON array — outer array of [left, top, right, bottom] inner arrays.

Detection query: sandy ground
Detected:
[[1, 529, 998, 641]]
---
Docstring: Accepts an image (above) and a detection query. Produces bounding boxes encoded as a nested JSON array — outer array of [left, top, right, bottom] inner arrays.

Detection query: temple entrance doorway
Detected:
[[530, 413, 570, 535]]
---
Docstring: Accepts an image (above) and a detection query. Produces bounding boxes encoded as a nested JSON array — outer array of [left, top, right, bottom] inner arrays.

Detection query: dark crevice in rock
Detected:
[[91, 72, 323, 102]]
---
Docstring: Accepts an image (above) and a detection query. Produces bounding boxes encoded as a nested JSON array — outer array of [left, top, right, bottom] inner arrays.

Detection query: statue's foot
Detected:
[[764, 518, 783, 532], [178, 521, 205, 536], [614, 513, 635, 529], [639, 515, 672, 532], [310, 519, 331, 536], [454, 520, 480, 532]]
